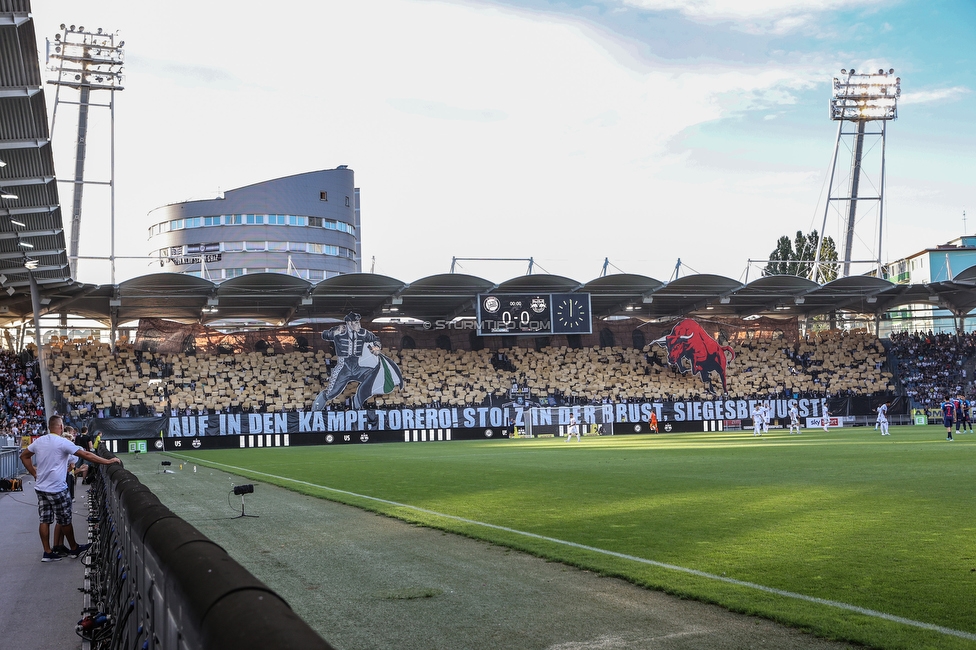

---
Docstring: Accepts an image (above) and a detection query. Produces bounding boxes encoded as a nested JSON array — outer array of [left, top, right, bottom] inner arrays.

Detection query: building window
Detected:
[[288, 215, 304, 226], [245, 241, 265, 251], [345, 196, 350, 207], [223, 241, 244, 252], [170, 219, 184, 231], [267, 241, 288, 251], [225, 214, 243, 225], [268, 214, 286, 225], [288, 241, 305, 252], [308, 216, 322, 227], [185, 217, 202, 229], [324, 245, 339, 256], [320, 191, 328, 201], [307, 243, 323, 254], [204, 216, 220, 226], [224, 268, 245, 278], [308, 269, 324, 281]]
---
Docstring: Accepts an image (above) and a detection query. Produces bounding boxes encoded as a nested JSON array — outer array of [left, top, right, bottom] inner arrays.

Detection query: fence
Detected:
[[1, 447, 22, 480], [82, 451, 335, 650]]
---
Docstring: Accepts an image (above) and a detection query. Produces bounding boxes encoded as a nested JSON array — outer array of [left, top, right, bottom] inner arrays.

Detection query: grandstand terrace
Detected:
[[45, 319, 893, 419]]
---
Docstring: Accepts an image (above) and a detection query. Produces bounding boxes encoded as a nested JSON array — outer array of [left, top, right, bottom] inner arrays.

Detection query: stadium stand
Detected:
[[888, 330, 976, 410], [44, 328, 895, 416], [0, 348, 47, 439]]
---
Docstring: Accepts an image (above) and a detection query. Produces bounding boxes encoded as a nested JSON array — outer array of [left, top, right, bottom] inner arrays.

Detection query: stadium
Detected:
[[3, 2, 976, 650]]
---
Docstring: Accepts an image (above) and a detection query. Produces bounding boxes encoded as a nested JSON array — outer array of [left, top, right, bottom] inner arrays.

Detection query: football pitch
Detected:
[[161, 425, 976, 650]]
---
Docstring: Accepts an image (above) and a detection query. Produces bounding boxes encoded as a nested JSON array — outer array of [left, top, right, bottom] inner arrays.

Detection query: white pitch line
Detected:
[[173, 455, 976, 642]]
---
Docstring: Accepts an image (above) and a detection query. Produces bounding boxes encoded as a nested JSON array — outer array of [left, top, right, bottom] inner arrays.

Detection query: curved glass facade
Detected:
[[146, 168, 361, 281]]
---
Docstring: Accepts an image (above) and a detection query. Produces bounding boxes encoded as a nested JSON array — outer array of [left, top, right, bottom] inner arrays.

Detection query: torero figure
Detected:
[[312, 312, 403, 410]]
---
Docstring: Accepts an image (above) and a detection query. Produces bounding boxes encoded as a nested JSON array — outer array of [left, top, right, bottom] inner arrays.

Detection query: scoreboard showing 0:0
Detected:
[[476, 293, 592, 336]]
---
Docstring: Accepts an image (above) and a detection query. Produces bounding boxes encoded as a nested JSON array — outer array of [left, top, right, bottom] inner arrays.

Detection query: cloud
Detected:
[[387, 98, 508, 122], [899, 86, 970, 106], [615, 0, 884, 33]]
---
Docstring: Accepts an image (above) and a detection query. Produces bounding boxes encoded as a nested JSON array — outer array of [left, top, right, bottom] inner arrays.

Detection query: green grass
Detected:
[[165, 425, 976, 650]]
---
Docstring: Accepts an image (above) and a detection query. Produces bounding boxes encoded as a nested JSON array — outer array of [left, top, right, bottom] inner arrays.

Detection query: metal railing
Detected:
[[0, 448, 23, 479]]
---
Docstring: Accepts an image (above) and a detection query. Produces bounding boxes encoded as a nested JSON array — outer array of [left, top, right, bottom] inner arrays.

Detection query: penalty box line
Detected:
[[177, 456, 976, 643]]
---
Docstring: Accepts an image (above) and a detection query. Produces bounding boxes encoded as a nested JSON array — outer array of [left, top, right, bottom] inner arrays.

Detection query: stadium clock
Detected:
[[552, 293, 591, 334]]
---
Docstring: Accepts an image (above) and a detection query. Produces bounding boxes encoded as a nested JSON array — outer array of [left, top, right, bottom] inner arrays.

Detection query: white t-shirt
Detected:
[[27, 433, 81, 493]]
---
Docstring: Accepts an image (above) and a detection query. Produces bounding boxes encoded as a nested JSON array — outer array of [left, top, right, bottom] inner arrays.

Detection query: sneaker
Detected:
[[67, 543, 91, 558], [52, 545, 70, 557], [42, 551, 62, 562]]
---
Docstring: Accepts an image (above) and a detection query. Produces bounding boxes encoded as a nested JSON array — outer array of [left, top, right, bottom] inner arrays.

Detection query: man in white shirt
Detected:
[[20, 415, 122, 562]]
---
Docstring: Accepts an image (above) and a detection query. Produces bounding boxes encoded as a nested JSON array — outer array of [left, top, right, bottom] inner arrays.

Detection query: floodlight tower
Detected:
[[46, 24, 125, 281], [812, 68, 900, 282]]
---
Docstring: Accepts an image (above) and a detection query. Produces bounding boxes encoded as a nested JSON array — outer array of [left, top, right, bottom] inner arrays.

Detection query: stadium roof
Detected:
[[0, 269, 973, 329], [0, 5, 74, 295]]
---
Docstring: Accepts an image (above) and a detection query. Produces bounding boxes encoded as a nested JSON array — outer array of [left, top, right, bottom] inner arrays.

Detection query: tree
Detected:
[[763, 230, 838, 282]]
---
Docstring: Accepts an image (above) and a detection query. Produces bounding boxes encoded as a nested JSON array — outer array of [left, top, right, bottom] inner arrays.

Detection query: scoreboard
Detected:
[[476, 293, 591, 336]]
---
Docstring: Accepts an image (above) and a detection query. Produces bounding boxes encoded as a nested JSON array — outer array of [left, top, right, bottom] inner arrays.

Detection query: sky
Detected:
[[26, 0, 976, 286]]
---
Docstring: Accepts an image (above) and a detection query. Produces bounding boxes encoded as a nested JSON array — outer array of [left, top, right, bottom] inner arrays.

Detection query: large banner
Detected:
[[92, 397, 834, 440]]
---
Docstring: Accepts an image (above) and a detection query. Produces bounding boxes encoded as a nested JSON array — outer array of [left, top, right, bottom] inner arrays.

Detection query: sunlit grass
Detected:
[[167, 425, 976, 650]]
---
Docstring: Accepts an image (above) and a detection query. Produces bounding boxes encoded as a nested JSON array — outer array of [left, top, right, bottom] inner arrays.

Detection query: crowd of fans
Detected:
[[0, 348, 46, 438], [33, 327, 891, 418], [887, 331, 976, 408], [3, 328, 973, 428]]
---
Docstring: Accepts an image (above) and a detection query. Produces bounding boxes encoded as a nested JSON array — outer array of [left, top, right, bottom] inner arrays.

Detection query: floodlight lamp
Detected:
[[642, 295, 654, 304], [11, 219, 26, 227], [5, 287, 14, 296], [794, 297, 805, 305], [17, 242, 33, 248], [866, 296, 877, 304], [0, 159, 6, 167], [1, 190, 18, 200], [719, 296, 731, 304], [0, 275, 7, 285], [233, 484, 254, 496], [24, 259, 39, 270]]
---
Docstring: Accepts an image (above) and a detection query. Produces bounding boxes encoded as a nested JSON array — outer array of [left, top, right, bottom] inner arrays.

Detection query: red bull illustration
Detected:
[[654, 319, 735, 394]]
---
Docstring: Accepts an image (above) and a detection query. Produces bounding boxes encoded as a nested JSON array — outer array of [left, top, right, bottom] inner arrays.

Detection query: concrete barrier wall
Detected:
[[90, 450, 336, 650]]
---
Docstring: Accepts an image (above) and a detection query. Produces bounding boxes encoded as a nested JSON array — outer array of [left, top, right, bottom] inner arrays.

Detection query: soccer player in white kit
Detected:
[[877, 402, 889, 435], [752, 404, 763, 436], [565, 414, 581, 442], [761, 402, 771, 435], [788, 403, 800, 434]]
